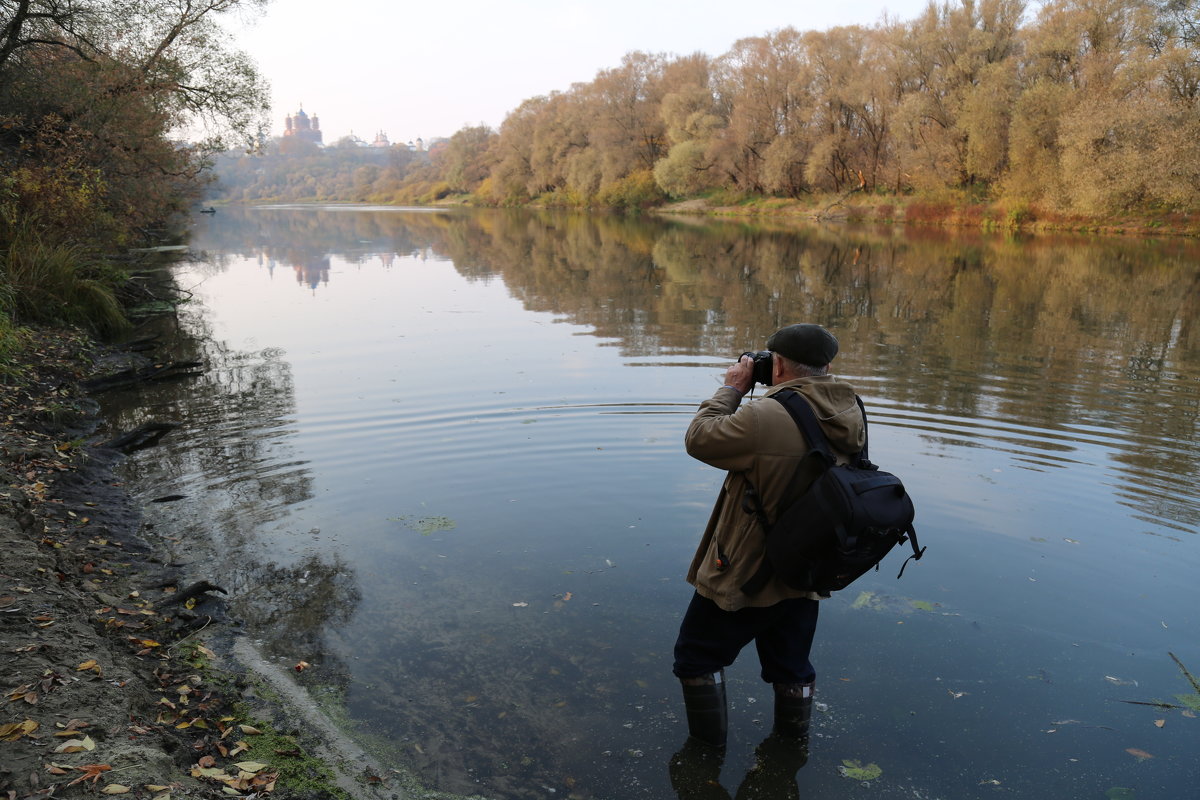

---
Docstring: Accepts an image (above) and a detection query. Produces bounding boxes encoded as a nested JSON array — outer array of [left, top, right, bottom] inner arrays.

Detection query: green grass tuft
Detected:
[[1, 228, 130, 338]]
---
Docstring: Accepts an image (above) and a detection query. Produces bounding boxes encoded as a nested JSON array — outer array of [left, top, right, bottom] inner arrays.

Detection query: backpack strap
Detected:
[[897, 524, 925, 578], [774, 390, 838, 466], [776, 390, 874, 469]]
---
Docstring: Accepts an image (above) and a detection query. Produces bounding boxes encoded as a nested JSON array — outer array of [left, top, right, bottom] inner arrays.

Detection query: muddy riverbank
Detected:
[[0, 327, 441, 800]]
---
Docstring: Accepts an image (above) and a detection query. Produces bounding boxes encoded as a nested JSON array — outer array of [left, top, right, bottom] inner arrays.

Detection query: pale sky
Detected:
[[228, 0, 935, 146]]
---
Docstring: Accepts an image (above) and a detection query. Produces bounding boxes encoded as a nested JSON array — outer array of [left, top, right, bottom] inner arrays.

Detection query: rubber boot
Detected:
[[680, 670, 728, 748], [772, 681, 813, 739]]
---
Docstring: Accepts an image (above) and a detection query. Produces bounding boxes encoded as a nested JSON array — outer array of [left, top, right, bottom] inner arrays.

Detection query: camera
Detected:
[[741, 350, 774, 386]]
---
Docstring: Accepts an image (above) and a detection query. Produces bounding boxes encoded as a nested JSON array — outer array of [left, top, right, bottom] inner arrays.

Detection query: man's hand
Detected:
[[723, 355, 754, 395]]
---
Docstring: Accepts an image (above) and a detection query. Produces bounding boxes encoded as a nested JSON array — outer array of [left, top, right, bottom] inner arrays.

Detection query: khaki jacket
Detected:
[[684, 375, 866, 611]]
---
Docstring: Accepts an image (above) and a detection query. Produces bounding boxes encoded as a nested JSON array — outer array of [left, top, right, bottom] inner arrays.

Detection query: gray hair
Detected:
[[776, 353, 829, 378]]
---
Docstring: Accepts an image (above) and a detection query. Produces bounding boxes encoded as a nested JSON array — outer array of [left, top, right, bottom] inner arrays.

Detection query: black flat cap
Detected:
[[766, 323, 839, 366]]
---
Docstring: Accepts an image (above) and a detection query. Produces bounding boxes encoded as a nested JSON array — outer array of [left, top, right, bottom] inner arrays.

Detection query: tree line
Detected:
[[0, 0, 269, 340], [217, 0, 1200, 217], [210, 136, 430, 203]]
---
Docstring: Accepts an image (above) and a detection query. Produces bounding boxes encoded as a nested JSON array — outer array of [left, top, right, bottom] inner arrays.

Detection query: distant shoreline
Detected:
[[204, 196, 1200, 239]]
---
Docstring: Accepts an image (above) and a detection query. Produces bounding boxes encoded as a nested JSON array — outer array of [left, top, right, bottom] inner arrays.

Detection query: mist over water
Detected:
[[105, 207, 1200, 799]]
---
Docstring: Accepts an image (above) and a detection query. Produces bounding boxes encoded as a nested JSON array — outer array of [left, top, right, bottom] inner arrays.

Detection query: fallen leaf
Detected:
[[1125, 748, 1154, 761], [233, 761, 269, 773], [238, 725, 262, 735], [55, 735, 96, 753], [512, 602, 528, 608], [67, 763, 110, 785], [6, 687, 36, 705], [294, 661, 310, 672], [1, 719, 39, 738], [102, 784, 131, 794], [1153, 719, 1165, 728]]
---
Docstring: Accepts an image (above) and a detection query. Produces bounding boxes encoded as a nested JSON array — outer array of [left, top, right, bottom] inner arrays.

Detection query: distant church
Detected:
[[283, 106, 322, 144]]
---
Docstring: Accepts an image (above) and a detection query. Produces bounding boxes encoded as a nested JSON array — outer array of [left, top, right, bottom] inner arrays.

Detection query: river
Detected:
[[102, 206, 1200, 799]]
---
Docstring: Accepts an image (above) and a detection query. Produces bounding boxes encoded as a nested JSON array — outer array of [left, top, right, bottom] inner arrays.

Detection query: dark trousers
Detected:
[[673, 592, 819, 684]]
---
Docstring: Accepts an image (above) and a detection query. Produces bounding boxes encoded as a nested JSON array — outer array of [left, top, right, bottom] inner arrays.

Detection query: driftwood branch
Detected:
[[83, 361, 203, 393], [815, 170, 868, 221], [100, 421, 180, 453], [157, 580, 228, 609]]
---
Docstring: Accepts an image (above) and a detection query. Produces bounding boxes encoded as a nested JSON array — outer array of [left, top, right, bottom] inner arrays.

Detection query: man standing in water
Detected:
[[673, 323, 864, 748]]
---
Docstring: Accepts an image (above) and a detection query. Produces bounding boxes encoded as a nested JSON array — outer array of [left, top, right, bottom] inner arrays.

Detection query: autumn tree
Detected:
[[710, 29, 807, 193], [892, 0, 1026, 190], [436, 125, 498, 194], [0, 0, 270, 248], [802, 25, 900, 193], [308, 0, 1200, 215], [651, 53, 722, 197]]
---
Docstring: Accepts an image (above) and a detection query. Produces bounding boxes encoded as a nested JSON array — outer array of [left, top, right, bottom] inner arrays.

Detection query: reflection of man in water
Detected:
[[672, 324, 864, 752], [670, 732, 810, 800]]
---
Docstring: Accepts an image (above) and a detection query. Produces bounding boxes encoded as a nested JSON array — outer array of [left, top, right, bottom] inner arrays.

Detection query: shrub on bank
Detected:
[[596, 170, 666, 210], [0, 228, 129, 339]]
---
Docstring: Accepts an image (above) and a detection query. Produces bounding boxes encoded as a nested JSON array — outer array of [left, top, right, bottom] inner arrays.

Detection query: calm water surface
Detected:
[[104, 207, 1200, 799]]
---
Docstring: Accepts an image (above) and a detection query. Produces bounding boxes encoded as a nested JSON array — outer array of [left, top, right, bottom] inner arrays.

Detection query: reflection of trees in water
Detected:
[[189, 207, 442, 278], [103, 300, 359, 678], [187, 207, 1199, 530], [110, 306, 312, 524], [420, 212, 1200, 533], [228, 553, 360, 686]]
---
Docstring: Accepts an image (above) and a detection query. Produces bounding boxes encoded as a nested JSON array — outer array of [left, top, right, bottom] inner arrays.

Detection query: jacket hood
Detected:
[[767, 375, 865, 453]]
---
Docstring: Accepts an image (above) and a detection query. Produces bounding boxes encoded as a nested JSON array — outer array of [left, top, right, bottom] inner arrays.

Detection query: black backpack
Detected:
[[740, 390, 925, 596]]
